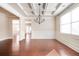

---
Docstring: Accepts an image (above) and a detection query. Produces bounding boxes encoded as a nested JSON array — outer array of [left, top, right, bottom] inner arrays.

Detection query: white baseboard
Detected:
[[56, 39, 79, 53], [0, 37, 12, 41]]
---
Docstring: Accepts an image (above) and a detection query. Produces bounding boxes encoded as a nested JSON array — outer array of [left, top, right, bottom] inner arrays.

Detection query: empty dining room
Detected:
[[0, 3, 79, 56]]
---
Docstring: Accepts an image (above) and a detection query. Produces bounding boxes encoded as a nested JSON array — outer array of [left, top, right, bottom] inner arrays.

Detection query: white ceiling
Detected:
[[0, 3, 73, 18]]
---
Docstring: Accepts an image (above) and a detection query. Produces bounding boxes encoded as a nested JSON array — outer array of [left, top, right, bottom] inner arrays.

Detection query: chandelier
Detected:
[[34, 3, 45, 24]]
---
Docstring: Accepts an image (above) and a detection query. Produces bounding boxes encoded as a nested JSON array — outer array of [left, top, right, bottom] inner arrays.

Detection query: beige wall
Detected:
[[0, 7, 19, 41], [31, 17, 56, 39], [0, 12, 10, 40], [56, 4, 79, 53]]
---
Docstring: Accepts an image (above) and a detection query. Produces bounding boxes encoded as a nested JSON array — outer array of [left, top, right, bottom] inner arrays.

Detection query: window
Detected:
[[60, 12, 71, 24], [60, 24, 71, 34], [60, 12, 71, 34], [72, 7, 79, 35], [72, 22, 79, 35], [60, 6, 79, 35], [72, 7, 79, 22]]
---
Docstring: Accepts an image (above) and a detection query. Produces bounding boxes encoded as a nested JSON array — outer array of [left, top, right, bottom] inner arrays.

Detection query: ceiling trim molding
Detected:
[[17, 3, 28, 16], [0, 3, 23, 17]]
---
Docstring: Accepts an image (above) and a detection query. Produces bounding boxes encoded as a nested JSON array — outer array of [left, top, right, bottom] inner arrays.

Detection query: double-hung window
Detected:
[[72, 7, 79, 35], [60, 12, 71, 34], [60, 7, 79, 36]]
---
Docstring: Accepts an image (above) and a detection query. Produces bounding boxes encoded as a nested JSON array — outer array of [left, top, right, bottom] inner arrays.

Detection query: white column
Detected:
[[12, 19, 20, 55], [19, 17, 26, 41], [25, 20, 31, 48]]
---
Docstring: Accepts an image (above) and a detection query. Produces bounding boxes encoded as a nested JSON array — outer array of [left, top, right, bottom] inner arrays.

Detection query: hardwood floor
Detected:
[[0, 39, 79, 56], [19, 39, 60, 56], [12, 39, 79, 56], [0, 39, 12, 56]]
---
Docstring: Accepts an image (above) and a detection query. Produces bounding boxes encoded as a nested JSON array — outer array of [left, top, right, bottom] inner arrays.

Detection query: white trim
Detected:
[[0, 37, 12, 41]]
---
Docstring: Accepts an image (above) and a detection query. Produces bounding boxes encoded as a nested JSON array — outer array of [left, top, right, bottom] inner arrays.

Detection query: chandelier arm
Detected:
[[39, 3, 40, 24], [34, 3, 45, 24]]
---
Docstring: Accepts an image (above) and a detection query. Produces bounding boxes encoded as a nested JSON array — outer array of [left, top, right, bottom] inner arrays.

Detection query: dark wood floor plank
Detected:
[[0, 39, 79, 56], [18, 39, 79, 56]]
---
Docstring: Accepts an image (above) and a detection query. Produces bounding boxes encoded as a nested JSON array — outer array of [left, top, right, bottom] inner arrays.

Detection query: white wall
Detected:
[[31, 17, 56, 39], [0, 12, 12, 41], [56, 4, 79, 53]]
